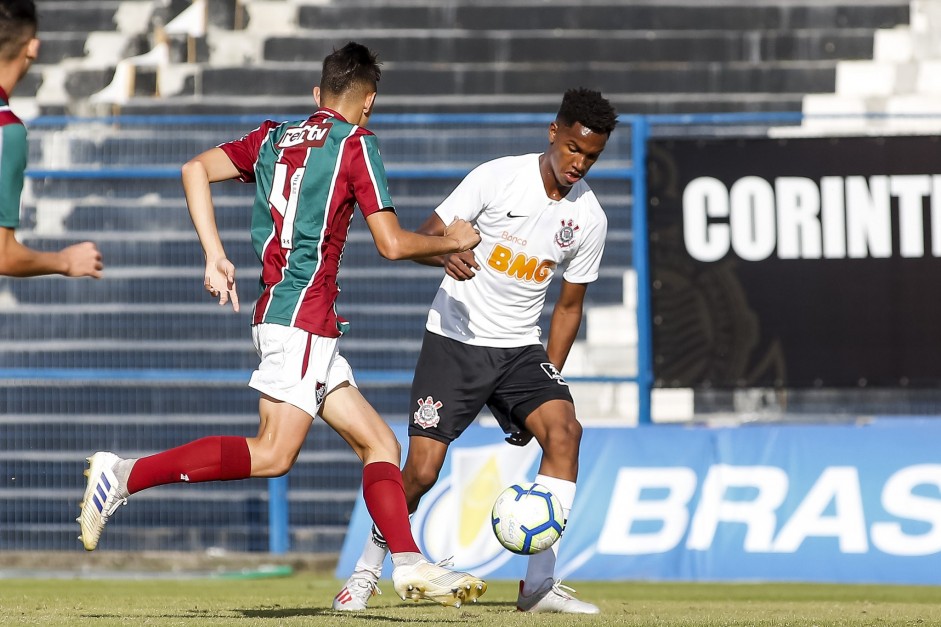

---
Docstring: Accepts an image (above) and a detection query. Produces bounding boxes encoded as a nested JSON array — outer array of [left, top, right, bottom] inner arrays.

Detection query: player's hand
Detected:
[[444, 218, 481, 252], [505, 429, 534, 447], [443, 250, 479, 281], [61, 241, 104, 278], [204, 257, 239, 312]]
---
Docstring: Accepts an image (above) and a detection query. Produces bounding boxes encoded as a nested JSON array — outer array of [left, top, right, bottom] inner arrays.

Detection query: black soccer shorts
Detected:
[[407, 331, 574, 444]]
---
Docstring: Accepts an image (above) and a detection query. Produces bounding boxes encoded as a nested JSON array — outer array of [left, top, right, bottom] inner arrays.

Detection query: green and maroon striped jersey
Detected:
[[220, 108, 394, 337], [0, 87, 27, 229]]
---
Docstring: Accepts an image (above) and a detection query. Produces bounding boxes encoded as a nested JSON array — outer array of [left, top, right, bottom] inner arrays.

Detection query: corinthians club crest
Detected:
[[414, 396, 443, 429], [555, 219, 579, 248]]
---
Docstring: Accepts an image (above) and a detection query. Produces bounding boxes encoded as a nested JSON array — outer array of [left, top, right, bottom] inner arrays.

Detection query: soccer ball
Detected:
[[491, 482, 565, 555]]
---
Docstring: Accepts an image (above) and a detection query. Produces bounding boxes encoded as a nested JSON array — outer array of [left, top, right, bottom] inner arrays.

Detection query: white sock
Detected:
[[113, 458, 136, 499], [353, 524, 390, 579], [523, 474, 576, 596]]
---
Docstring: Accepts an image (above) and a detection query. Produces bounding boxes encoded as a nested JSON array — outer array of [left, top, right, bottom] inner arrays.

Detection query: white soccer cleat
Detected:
[[516, 579, 600, 614], [391, 559, 487, 608], [333, 572, 381, 611], [77, 452, 128, 551]]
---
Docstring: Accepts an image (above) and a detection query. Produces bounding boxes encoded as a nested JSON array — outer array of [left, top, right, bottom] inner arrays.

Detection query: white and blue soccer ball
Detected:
[[491, 482, 565, 555]]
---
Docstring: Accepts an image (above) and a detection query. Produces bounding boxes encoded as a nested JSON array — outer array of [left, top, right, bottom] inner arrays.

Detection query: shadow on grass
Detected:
[[82, 601, 517, 622], [237, 602, 518, 620]]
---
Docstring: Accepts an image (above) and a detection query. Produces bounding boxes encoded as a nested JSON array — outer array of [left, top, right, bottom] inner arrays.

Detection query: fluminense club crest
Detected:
[[414, 396, 443, 429], [555, 219, 580, 248]]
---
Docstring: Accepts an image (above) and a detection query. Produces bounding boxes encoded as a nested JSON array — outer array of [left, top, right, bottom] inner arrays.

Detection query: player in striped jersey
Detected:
[[0, 0, 102, 278], [79, 42, 486, 608]]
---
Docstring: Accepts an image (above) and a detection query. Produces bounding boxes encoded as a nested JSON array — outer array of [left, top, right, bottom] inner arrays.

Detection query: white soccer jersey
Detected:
[[427, 153, 607, 347]]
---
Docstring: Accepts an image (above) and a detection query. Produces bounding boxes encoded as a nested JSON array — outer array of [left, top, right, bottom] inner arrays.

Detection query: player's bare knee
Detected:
[[370, 431, 401, 463], [542, 419, 582, 457], [404, 462, 440, 493], [564, 416, 584, 442], [256, 452, 294, 477]]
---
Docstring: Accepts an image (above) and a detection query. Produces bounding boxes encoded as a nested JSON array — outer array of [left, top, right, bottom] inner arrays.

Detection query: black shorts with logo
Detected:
[[408, 331, 574, 444]]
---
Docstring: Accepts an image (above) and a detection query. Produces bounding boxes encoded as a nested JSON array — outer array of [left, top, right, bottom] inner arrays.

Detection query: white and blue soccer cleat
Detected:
[[78, 452, 128, 551]]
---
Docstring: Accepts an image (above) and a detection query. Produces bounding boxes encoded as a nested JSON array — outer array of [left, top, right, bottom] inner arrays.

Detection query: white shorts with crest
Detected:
[[248, 323, 356, 419]]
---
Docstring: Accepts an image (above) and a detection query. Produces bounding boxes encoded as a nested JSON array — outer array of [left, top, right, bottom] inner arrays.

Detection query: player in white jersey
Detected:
[[334, 88, 617, 614]]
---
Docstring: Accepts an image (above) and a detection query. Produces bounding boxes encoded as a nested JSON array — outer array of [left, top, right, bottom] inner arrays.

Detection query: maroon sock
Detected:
[[362, 461, 421, 555], [126, 436, 252, 495]]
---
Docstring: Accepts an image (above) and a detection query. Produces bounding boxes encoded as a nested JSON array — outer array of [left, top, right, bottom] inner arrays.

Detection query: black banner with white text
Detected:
[[646, 135, 941, 388]]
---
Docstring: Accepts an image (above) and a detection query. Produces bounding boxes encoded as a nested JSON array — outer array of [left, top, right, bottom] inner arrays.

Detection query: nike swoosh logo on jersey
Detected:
[[506, 211, 528, 218]]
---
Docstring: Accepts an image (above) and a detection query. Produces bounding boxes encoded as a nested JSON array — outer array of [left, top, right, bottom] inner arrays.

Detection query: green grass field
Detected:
[[3, 576, 941, 626]]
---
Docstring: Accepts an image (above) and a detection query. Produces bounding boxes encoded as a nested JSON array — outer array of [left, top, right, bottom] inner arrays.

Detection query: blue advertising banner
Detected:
[[336, 421, 941, 584]]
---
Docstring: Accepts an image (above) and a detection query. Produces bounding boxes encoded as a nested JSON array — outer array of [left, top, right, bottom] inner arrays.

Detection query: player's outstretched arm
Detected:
[[0, 227, 103, 278], [365, 211, 479, 261], [410, 212, 480, 279], [182, 147, 242, 311]]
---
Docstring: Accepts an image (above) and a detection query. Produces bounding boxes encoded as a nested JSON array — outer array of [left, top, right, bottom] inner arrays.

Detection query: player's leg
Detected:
[[334, 435, 450, 611], [320, 380, 486, 608], [77, 396, 312, 552], [488, 346, 598, 614], [334, 331, 492, 610], [400, 436, 449, 512], [517, 399, 598, 613], [78, 323, 319, 551]]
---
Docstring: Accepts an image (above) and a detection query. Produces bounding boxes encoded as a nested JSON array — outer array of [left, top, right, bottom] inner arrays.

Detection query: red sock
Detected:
[[362, 461, 421, 555], [126, 436, 252, 495]]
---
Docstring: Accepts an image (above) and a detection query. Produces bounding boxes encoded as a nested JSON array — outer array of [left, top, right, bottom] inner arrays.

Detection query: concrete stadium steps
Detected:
[[42, 191, 631, 234], [37, 33, 88, 65], [0, 342, 417, 370], [0, 381, 417, 416], [56, 200, 253, 233], [0, 308, 253, 342], [114, 92, 809, 116], [15, 73, 42, 99], [0, 268, 624, 306], [37, 1, 122, 32], [199, 62, 840, 99], [20, 0, 125, 101], [294, 2, 909, 32], [27, 1, 912, 116], [0, 417, 356, 457], [2, 494, 355, 552], [30, 118, 630, 169], [17, 235, 249, 269], [19, 231, 632, 273], [0, 346, 258, 370], [49, 134, 242, 168], [28, 177, 226, 201], [1, 271, 434, 304], [0, 307, 432, 343], [44, 125, 567, 167], [265, 29, 881, 65]]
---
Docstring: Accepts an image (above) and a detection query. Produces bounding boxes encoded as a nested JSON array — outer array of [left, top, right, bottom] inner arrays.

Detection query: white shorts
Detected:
[[248, 323, 357, 419]]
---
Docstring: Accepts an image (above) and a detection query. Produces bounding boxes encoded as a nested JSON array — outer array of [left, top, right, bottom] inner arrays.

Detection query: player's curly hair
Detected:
[[0, 0, 36, 62], [556, 88, 618, 136], [320, 41, 382, 97]]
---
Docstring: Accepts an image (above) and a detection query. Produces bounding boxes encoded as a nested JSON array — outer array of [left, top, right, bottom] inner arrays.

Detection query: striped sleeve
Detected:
[[218, 120, 280, 183], [350, 131, 394, 217], [0, 121, 27, 228]]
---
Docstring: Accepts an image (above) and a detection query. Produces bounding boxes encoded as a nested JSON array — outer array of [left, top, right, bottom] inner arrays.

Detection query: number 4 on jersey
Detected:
[[269, 162, 306, 249]]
